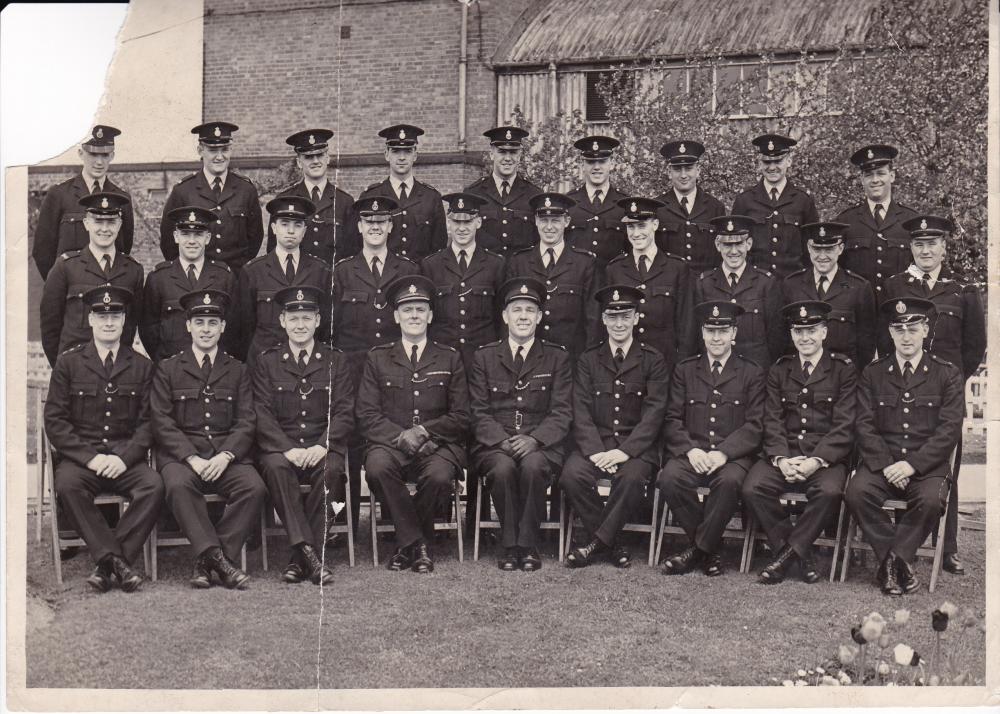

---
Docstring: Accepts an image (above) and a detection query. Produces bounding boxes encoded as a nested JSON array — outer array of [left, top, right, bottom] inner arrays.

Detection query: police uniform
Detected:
[[780, 222, 877, 366], [44, 286, 162, 590], [845, 298, 964, 593], [504, 193, 600, 357], [237, 196, 332, 360], [469, 279, 573, 566], [561, 286, 670, 566], [742, 302, 857, 583], [151, 290, 266, 575], [39, 193, 144, 367], [731, 134, 819, 278], [659, 301, 765, 574], [33, 126, 135, 280], [653, 140, 726, 275], [464, 127, 542, 259], [834, 145, 918, 296], [419, 193, 505, 367], [140, 206, 238, 361], [606, 196, 694, 370], [159, 122, 264, 271], [355, 276, 471, 570], [564, 136, 629, 267]]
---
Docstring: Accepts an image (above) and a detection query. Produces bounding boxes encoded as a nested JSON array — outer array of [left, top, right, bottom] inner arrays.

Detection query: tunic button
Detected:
[[205, 412, 211, 417], [876, 246, 882, 251], [802, 388, 808, 394], [107, 397, 112, 403], [205, 398, 211, 404], [105, 411, 111, 417], [904, 392, 911, 398], [301, 410, 307, 416], [801, 404, 808, 409], [502, 233, 508, 238], [402, 224, 407, 229], [375, 333, 381, 338], [614, 406, 620, 412], [544, 310, 551, 316], [593, 227, 599, 232], [903, 423, 909, 429], [102, 438, 108, 443], [772, 235, 778, 241], [638, 327, 644, 333], [544, 325, 550, 330], [903, 407, 909, 413], [413, 390, 420, 396], [460, 309, 466, 316], [686, 243, 691, 249], [614, 394, 620, 398], [801, 418, 807, 423], [414, 409, 420, 415], [517, 397, 523, 402], [613, 420, 619, 425], [460, 282, 466, 287], [502, 220, 507, 225], [376, 318, 381, 324], [460, 324, 466, 329], [876, 273, 882, 278], [204, 426, 211, 431], [459, 297, 465, 302], [710, 403, 716, 408], [708, 431, 715, 437], [709, 417, 715, 422], [300, 424, 306, 429]]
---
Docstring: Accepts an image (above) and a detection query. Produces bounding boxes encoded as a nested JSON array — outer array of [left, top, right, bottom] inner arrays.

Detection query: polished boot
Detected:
[[879, 552, 903, 596], [411, 541, 434, 573], [566, 539, 607, 568], [702, 551, 724, 577], [758, 545, 797, 584], [190, 554, 213, 589], [387, 545, 412, 571], [207, 547, 250, 589], [942, 553, 965, 575], [109, 554, 142, 593], [299, 543, 334, 586], [896, 555, 920, 594], [799, 550, 820, 584], [662, 546, 705, 575], [86, 556, 114, 593], [498, 547, 518, 572], [519, 548, 542, 572]]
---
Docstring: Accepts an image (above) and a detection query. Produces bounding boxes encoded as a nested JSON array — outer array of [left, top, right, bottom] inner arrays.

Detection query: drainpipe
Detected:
[[548, 60, 559, 117], [458, 2, 469, 151]]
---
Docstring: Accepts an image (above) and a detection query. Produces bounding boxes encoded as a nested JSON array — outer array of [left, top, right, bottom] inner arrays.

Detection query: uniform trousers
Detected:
[[161, 462, 267, 562], [742, 461, 847, 559], [474, 449, 552, 550], [844, 465, 948, 563], [559, 451, 654, 547], [54, 461, 163, 566], [364, 446, 459, 549], [258, 452, 347, 551], [658, 458, 748, 553]]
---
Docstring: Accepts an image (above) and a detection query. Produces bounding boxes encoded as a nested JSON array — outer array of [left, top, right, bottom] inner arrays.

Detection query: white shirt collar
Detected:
[[723, 262, 748, 282], [88, 244, 116, 265], [303, 177, 328, 196], [907, 263, 942, 285], [539, 241, 565, 263], [274, 244, 300, 268], [362, 246, 388, 267], [81, 173, 105, 190], [610, 337, 634, 360], [814, 265, 838, 286], [706, 351, 732, 371], [801, 349, 823, 370], [203, 169, 227, 189], [867, 196, 891, 215], [634, 245, 658, 268], [896, 350, 923, 374], [493, 173, 515, 194], [390, 175, 414, 197], [509, 337, 535, 360], [192, 344, 219, 366], [95, 343, 119, 364], [451, 242, 476, 262], [180, 256, 205, 275], [289, 340, 315, 361], [400, 337, 427, 363], [764, 177, 787, 197], [587, 182, 610, 202], [674, 187, 697, 207]]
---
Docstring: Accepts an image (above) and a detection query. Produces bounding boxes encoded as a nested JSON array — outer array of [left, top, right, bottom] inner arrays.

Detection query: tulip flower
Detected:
[[820, 675, 840, 686], [838, 644, 858, 665], [837, 671, 852, 685], [877, 661, 890, 676], [851, 626, 867, 645], [931, 609, 950, 633], [894, 609, 910, 626], [782, 680, 794, 687], [878, 634, 890, 649], [894, 643, 920, 667], [797, 669, 808, 678], [938, 601, 958, 617], [860, 616, 885, 642], [961, 608, 978, 628]]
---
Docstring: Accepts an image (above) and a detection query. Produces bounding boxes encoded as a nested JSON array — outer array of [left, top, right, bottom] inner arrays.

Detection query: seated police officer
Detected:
[[742, 301, 857, 584], [151, 289, 266, 589], [253, 286, 355, 586], [44, 286, 163, 592], [469, 278, 573, 571], [660, 301, 765, 577], [561, 285, 670, 569], [356, 275, 471, 573], [845, 297, 965, 595]]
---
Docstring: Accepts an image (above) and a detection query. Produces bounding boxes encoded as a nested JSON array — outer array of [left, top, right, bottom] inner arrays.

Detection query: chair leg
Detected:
[[564, 506, 574, 559], [50, 493, 62, 585], [369, 491, 379, 568], [150, 523, 159, 581], [454, 479, 464, 562], [741, 519, 756, 574], [829, 500, 847, 583], [840, 517, 857, 583], [36, 430, 45, 544], [473, 475, 483, 561], [261, 508, 269, 572], [647, 487, 659, 567], [344, 472, 355, 568], [929, 490, 951, 593], [557, 490, 566, 563], [240, 544, 247, 572], [654, 504, 669, 566]]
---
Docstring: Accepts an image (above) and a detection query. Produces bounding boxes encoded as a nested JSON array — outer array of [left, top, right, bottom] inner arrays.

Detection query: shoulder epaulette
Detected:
[[152, 260, 173, 271], [830, 352, 853, 366], [371, 341, 397, 351], [928, 353, 955, 366], [366, 180, 385, 191], [569, 245, 597, 259], [785, 267, 808, 279], [640, 343, 661, 354], [662, 251, 687, 263], [775, 353, 796, 364], [436, 342, 458, 353], [734, 353, 761, 369], [334, 255, 355, 267], [162, 350, 182, 362], [510, 245, 535, 257], [424, 247, 448, 260], [482, 340, 503, 348], [262, 343, 284, 355], [229, 171, 252, 183], [752, 266, 774, 278], [482, 248, 504, 261], [678, 354, 701, 365], [207, 259, 232, 272], [176, 172, 201, 185], [396, 254, 417, 265], [840, 268, 863, 280], [606, 253, 628, 266], [275, 181, 300, 195], [61, 250, 82, 260], [541, 340, 567, 351], [413, 178, 440, 194], [245, 254, 268, 267], [60, 343, 86, 356]]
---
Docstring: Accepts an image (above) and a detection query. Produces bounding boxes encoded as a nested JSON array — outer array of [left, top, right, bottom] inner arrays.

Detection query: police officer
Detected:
[[781, 222, 877, 366], [731, 134, 819, 278], [464, 126, 542, 259], [659, 301, 765, 577], [561, 285, 670, 569], [343, 124, 447, 261], [33, 125, 135, 280], [159, 122, 264, 271], [742, 301, 857, 584], [40, 192, 144, 368], [44, 286, 162, 592], [693, 215, 783, 368], [469, 278, 573, 571], [835, 144, 918, 296], [266, 128, 354, 265], [237, 195, 332, 361], [419, 193, 505, 368], [606, 196, 693, 371], [880, 215, 986, 574], [140, 206, 238, 361], [505, 192, 599, 358], [565, 135, 629, 268], [355, 275, 471, 573], [253, 286, 354, 586], [151, 289, 266, 590], [653, 139, 726, 274], [845, 297, 964, 595]]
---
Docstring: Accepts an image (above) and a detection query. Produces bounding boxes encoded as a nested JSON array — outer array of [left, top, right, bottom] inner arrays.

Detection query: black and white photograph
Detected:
[[3, 0, 996, 708]]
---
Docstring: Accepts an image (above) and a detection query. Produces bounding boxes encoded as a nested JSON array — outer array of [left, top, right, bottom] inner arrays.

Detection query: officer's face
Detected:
[[359, 216, 389, 249], [297, 150, 330, 181], [273, 217, 306, 251], [186, 316, 225, 351], [198, 143, 232, 176], [625, 217, 658, 252], [911, 236, 946, 272], [716, 236, 751, 270], [83, 213, 122, 249], [446, 214, 481, 248], [759, 155, 791, 183], [582, 157, 613, 187], [502, 299, 542, 340], [88, 310, 125, 345], [385, 146, 416, 177], [667, 163, 700, 193], [174, 228, 210, 261], [889, 320, 929, 359], [807, 241, 844, 274], [279, 309, 319, 347], [702, 325, 736, 359], [535, 214, 570, 246], [491, 147, 521, 178], [791, 323, 827, 359], [603, 309, 638, 345], [861, 165, 895, 202], [78, 147, 113, 179], [394, 301, 432, 338]]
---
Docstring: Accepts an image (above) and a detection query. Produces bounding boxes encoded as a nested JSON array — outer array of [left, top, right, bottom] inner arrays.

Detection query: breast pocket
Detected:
[[434, 285, 456, 321], [646, 286, 676, 328], [255, 290, 279, 327], [224, 207, 247, 243], [737, 297, 765, 342], [109, 382, 142, 422], [470, 286, 495, 318], [548, 283, 583, 312], [717, 391, 747, 432], [162, 300, 187, 347], [340, 291, 369, 325], [57, 211, 87, 251], [874, 393, 899, 430], [67, 284, 91, 327], [810, 390, 836, 419], [207, 388, 236, 427], [910, 393, 942, 430], [592, 381, 614, 410], [526, 376, 553, 410], [171, 388, 203, 426], [272, 380, 300, 417], [69, 383, 99, 422]]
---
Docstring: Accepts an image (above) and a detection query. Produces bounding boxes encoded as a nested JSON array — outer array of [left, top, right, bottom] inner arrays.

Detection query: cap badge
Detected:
[[896, 301, 906, 314], [799, 306, 808, 318], [101, 197, 109, 209], [612, 290, 620, 301], [505, 129, 512, 140], [457, 198, 464, 209], [920, 219, 928, 230], [103, 292, 112, 304], [188, 211, 197, 222], [408, 284, 417, 294], [767, 140, 775, 151], [296, 289, 304, 301], [867, 148, 874, 159], [679, 143, 686, 153], [287, 204, 295, 212], [203, 293, 212, 305], [371, 200, 379, 211], [308, 134, 315, 145], [544, 197, 552, 208], [630, 202, 638, 213], [213, 126, 221, 137], [399, 129, 406, 139], [726, 220, 734, 232], [712, 305, 720, 317], [592, 141, 599, 151], [818, 226, 826, 237], [519, 284, 528, 294], [96, 127, 104, 139]]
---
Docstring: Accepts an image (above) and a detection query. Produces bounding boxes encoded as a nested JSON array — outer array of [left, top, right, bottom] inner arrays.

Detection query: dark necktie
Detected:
[[212, 177, 222, 202], [873, 203, 884, 226], [770, 187, 779, 203], [296, 349, 307, 367], [711, 360, 722, 380], [729, 271, 739, 289], [592, 190, 603, 208], [187, 263, 198, 287], [201, 353, 212, 385], [921, 272, 932, 294], [311, 186, 321, 205], [817, 275, 828, 299], [103, 351, 114, 377], [458, 249, 468, 274], [680, 196, 689, 214], [91, 180, 100, 194], [285, 254, 295, 282], [398, 183, 408, 202], [371, 255, 381, 283], [545, 248, 556, 274], [102, 254, 112, 277], [410, 344, 419, 369], [513, 345, 524, 373], [638, 254, 649, 279], [500, 180, 509, 198], [614, 347, 625, 366], [802, 360, 813, 380], [902, 360, 913, 384]]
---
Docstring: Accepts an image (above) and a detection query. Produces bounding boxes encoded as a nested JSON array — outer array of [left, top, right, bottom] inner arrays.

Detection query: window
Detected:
[[584, 71, 635, 122]]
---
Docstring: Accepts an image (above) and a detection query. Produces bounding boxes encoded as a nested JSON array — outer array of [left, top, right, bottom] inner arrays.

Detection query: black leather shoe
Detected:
[[86, 557, 114, 593], [566, 539, 607, 568], [799, 551, 821, 584], [942, 553, 965, 575], [702, 552, 724, 577], [498, 547, 518, 572], [759, 545, 797, 584], [299, 544, 334, 586], [896, 555, 920, 594], [662, 546, 704, 575], [411, 542, 434, 573], [109, 554, 142, 593], [611, 545, 632, 569], [190, 556, 213, 589], [388, 546, 412, 571], [281, 558, 307, 584], [519, 548, 542, 572], [207, 548, 250, 590], [879, 553, 903, 596]]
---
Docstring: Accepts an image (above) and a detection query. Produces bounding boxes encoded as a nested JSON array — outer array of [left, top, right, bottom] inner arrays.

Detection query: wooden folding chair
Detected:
[[655, 486, 753, 571], [471, 473, 565, 561], [261, 473, 355, 570], [148, 493, 249, 580], [563, 479, 660, 566]]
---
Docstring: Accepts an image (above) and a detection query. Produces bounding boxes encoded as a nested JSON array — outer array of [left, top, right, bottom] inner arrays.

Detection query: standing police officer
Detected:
[[33, 125, 134, 280], [565, 135, 629, 268], [159, 122, 264, 271]]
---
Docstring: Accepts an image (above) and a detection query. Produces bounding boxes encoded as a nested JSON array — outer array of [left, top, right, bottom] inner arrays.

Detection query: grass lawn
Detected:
[[24, 514, 986, 690]]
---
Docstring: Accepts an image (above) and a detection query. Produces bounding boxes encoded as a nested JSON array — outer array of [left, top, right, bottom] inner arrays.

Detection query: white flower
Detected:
[[782, 680, 794, 687], [816, 666, 826, 674], [838, 644, 858, 665], [838, 671, 852, 685], [894, 643, 918, 666], [894, 609, 911, 625], [820, 675, 841, 686], [938, 601, 959, 617], [797, 669, 808, 677], [877, 661, 890, 676], [794, 680, 808, 687]]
